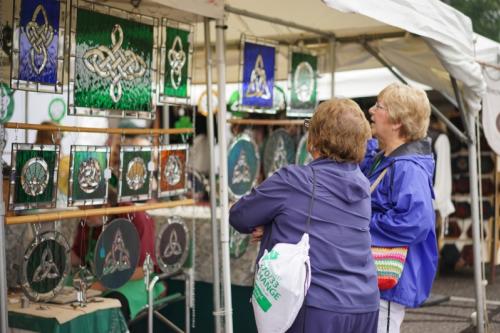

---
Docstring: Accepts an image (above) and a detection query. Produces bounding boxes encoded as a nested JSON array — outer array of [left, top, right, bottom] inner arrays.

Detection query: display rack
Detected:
[[5, 199, 194, 225], [226, 118, 305, 126], [5, 122, 194, 136]]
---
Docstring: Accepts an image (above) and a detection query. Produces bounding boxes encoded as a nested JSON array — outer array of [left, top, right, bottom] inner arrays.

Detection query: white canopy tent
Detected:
[[0, 0, 492, 332], [204, 0, 489, 332]]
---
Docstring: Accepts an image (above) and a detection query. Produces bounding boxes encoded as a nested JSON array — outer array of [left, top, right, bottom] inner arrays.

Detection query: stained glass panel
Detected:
[[68, 145, 110, 206], [158, 144, 188, 198], [288, 50, 318, 117], [240, 36, 276, 113], [159, 21, 193, 104], [11, 0, 66, 93], [118, 146, 152, 202], [9, 143, 59, 211], [69, 1, 158, 119]]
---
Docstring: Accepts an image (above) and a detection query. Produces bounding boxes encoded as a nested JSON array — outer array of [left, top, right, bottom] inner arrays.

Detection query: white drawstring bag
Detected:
[[252, 233, 312, 333], [251, 168, 316, 333]]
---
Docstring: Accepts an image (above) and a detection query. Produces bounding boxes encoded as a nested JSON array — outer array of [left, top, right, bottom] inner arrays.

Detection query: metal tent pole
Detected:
[[204, 17, 222, 333], [329, 37, 336, 98], [466, 112, 486, 333], [0, 124, 8, 333], [215, 18, 233, 333]]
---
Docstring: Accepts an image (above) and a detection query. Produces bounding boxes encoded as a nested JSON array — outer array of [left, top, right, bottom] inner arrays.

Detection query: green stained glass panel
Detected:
[[289, 52, 317, 116], [164, 26, 190, 98], [70, 150, 108, 204], [119, 150, 151, 199], [74, 8, 153, 112], [13, 148, 57, 208]]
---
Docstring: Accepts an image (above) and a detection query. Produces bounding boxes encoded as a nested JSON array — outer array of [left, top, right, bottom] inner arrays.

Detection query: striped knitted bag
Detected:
[[371, 246, 408, 290], [370, 167, 408, 291]]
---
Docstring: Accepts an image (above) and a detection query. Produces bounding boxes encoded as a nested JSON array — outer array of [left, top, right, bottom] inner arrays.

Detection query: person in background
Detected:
[[361, 83, 437, 333], [231, 99, 379, 333]]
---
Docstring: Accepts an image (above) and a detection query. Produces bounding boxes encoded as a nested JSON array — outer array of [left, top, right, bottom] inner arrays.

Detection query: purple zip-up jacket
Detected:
[[230, 158, 380, 313]]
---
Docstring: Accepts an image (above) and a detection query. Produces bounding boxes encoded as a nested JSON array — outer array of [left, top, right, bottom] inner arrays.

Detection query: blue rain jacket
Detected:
[[361, 138, 438, 308], [230, 158, 380, 314]]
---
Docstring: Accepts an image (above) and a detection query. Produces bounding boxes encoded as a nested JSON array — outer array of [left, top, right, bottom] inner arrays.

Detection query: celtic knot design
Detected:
[[163, 229, 182, 258], [272, 136, 289, 171], [25, 5, 54, 75], [103, 230, 132, 276], [165, 155, 182, 186], [232, 150, 251, 184], [21, 157, 49, 196], [167, 36, 186, 89], [78, 158, 101, 194], [294, 61, 314, 102], [83, 24, 147, 103], [32, 247, 60, 283], [246, 54, 271, 99], [126, 156, 147, 190]]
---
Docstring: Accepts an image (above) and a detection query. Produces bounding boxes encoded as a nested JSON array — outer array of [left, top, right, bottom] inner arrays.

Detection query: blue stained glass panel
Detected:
[[241, 41, 275, 109], [18, 0, 60, 84]]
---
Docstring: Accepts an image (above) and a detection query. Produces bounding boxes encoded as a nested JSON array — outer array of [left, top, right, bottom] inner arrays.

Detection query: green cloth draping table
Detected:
[[8, 297, 128, 333]]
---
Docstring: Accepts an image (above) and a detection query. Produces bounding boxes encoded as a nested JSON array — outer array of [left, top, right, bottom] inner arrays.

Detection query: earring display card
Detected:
[[239, 35, 277, 113], [118, 146, 153, 203], [68, 145, 110, 206], [11, 0, 66, 93], [68, 0, 158, 119], [158, 144, 188, 198], [9, 143, 60, 211], [159, 20, 193, 104], [287, 50, 318, 117]]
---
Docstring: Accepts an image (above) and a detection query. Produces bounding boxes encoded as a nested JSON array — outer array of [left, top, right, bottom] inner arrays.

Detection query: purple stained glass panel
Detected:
[[18, 0, 60, 84]]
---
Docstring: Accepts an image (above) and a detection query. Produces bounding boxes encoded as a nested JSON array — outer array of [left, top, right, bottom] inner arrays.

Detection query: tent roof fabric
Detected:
[[214, 0, 486, 115]]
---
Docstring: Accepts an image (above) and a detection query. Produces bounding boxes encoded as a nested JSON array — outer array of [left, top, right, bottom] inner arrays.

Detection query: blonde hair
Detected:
[[308, 98, 371, 163], [379, 83, 431, 141]]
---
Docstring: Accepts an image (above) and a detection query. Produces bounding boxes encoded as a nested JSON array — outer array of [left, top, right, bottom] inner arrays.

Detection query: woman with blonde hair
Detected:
[[231, 99, 379, 332], [362, 83, 437, 333]]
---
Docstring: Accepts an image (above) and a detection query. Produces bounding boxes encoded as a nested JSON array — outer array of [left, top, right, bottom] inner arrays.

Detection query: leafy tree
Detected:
[[448, 0, 500, 42]]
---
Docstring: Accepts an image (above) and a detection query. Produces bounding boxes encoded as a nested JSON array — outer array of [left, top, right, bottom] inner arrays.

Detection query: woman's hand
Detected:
[[251, 226, 265, 243]]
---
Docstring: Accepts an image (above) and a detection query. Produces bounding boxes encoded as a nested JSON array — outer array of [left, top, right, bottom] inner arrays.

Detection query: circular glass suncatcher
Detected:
[[296, 133, 313, 165], [21, 231, 70, 302], [126, 157, 147, 190], [78, 158, 102, 194], [227, 132, 260, 199], [263, 129, 296, 178], [93, 218, 140, 290], [155, 216, 190, 275], [229, 226, 250, 259], [21, 157, 50, 196]]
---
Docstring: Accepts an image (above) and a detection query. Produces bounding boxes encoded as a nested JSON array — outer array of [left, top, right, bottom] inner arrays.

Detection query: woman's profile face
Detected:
[[369, 100, 393, 139]]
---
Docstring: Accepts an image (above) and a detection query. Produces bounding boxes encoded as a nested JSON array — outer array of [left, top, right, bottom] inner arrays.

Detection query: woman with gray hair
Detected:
[[231, 99, 379, 332], [362, 83, 438, 333]]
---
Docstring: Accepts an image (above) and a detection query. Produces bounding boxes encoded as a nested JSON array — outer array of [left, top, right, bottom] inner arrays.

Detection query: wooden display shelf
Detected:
[[5, 199, 195, 225], [226, 119, 305, 126], [5, 122, 193, 136]]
